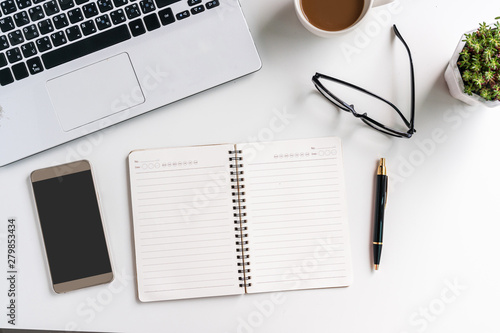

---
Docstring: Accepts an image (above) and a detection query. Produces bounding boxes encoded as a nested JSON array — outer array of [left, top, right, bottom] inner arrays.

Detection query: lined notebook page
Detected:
[[128, 144, 243, 301], [238, 137, 353, 294]]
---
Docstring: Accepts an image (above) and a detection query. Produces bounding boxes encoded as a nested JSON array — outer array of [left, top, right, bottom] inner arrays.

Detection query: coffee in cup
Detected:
[[301, 0, 365, 32], [294, 0, 394, 38]]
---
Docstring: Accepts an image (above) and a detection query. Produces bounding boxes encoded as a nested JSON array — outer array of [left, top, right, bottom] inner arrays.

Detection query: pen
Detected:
[[373, 158, 388, 271]]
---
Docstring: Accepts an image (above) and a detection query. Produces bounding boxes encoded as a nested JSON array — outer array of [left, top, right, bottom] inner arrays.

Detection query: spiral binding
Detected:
[[229, 149, 251, 289]]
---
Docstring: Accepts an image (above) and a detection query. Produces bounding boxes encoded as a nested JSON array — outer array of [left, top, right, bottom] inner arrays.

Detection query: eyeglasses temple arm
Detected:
[[393, 24, 416, 134]]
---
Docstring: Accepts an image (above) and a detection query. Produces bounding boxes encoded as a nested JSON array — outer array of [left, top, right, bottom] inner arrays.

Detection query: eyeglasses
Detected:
[[312, 25, 416, 138]]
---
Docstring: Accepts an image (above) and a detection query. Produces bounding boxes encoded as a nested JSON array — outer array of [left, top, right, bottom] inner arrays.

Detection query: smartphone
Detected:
[[30, 160, 113, 293]]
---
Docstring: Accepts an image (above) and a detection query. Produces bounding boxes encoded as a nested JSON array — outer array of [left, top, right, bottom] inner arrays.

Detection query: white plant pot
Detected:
[[444, 28, 500, 108]]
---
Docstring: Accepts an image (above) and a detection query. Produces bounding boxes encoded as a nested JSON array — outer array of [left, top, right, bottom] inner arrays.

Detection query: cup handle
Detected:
[[373, 0, 394, 7]]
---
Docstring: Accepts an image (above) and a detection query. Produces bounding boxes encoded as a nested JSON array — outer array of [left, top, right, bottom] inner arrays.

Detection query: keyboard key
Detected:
[[154, 0, 178, 8], [43, 0, 59, 15], [124, 3, 139, 19], [26, 55, 43, 74], [35, 35, 51, 51], [128, 18, 144, 36], [57, 0, 74, 10], [15, 0, 31, 9], [6, 47, 21, 63], [139, 0, 154, 14], [50, 30, 65, 46], [175, 10, 188, 20], [110, 8, 125, 24], [97, 0, 113, 12], [82, 2, 97, 18], [32, 0, 44, 3], [190, 4, 203, 15], [37, 18, 54, 34], [0, 52, 7, 67], [0, 67, 14, 85], [13, 11, 30, 27], [67, 7, 83, 23], [41, 24, 130, 68], [7, 29, 24, 45], [28, 5, 45, 21], [205, 0, 218, 9], [11, 62, 28, 79], [158, 7, 173, 25], [23, 24, 39, 39], [0, 16, 16, 32], [52, 13, 68, 29], [112, 0, 126, 7], [143, 12, 158, 31], [187, 0, 200, 6], [80, 19, 95, 35], [0, 35, 8, 50], [75, 0, 87, 4], [65, 24, 80, 40], [95, 14, 110, 30], [20, 40, 36, 57], [1, 0, 17, 15]]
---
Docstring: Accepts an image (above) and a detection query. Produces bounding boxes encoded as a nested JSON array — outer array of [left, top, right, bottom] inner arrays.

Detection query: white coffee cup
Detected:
[[294, 0, 394, 37]]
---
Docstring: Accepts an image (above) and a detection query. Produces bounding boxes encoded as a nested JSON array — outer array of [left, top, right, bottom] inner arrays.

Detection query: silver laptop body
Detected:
[[0, 0, 261, 166]]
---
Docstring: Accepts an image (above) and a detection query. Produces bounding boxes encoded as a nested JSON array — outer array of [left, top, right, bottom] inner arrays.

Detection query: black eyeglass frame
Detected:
[[312, 25, 416, 138]]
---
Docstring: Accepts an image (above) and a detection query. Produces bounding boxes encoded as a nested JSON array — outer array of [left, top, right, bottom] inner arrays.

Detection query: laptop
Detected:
[[0, 0, 261, 166]]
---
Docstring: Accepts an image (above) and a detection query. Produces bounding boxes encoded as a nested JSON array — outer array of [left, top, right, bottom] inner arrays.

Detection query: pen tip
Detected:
[[374, 264, 379, 271]]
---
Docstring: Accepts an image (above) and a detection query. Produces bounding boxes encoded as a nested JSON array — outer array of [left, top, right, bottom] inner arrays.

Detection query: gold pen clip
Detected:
[[377, 158, 388, 208]]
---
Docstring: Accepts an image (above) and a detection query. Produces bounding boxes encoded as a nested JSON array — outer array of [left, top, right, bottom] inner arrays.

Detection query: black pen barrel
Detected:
[[373, 174, 388, 242], [373, 173, 388, 267]]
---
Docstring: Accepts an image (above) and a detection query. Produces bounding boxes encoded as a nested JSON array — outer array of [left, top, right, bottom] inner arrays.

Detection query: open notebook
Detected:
[[128, 137, 353, 302]]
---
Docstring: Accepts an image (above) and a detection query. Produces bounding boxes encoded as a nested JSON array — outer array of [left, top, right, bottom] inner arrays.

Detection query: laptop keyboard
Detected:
[[0, 0, 220, 86]]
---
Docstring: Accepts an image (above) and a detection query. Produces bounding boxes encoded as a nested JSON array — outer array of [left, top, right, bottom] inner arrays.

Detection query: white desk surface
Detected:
[[1, 0, 500, 332]]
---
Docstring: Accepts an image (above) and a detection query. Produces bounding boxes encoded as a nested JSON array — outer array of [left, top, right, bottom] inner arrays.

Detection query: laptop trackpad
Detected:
[[46, 53, 145, 132]]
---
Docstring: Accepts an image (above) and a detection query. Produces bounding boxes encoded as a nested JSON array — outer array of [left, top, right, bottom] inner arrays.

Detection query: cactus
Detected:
[[457, 20, 500, 102]]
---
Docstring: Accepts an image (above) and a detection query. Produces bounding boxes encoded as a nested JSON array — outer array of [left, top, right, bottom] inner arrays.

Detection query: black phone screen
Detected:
[[32, 170, 112, 284]]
